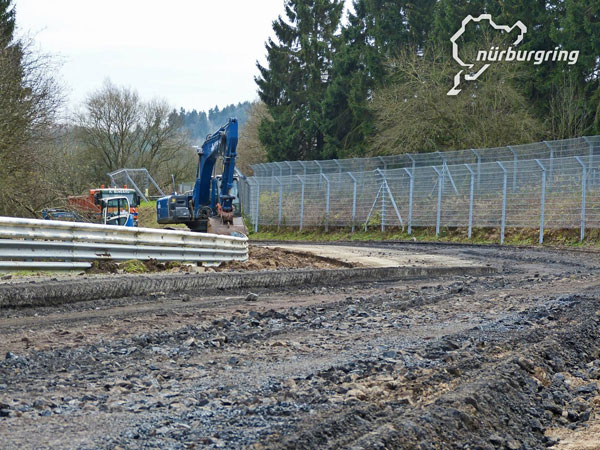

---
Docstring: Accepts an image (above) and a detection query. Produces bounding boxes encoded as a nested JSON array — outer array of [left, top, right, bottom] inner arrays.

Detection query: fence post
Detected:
[[296, 175, 304, 231], [377, 169, 386, 232], [471, 149, 481, 191], [299, 161, 307, 177], [432, 167, 443, 236], [271, 166, 276, 192], [436, 150, 445, 166], [403, 168, 413, 235], [254, 179, 260, 233], [284, 161, 293, 188], [575, 156, 587, 241], [276, 176, 283, 230], [377, 156, 388, 171], [315, 160, 323, 176], [583, 136, 594, 180], [497, 162, 507, 244], [407, 153, 416, 174], [465, 164, 475, 239], [334, 159, 342, 183], [322, 173, 330, 232], [543, 141, 554, 187], [508, 146, 518, 192], [535, 159, 546, 244], [348, 172, 357, 233]]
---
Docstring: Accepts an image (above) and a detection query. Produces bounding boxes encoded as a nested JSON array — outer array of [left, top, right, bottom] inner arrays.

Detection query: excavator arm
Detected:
[[156, 118, 246, 236]]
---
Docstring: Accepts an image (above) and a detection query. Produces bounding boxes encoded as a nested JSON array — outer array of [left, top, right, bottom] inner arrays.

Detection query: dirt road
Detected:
[[1, 243, 600, 449]]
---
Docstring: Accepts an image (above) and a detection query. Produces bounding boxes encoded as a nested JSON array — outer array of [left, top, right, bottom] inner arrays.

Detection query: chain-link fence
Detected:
[[251, 136, 598, 178], [240, 135, 600, 242]]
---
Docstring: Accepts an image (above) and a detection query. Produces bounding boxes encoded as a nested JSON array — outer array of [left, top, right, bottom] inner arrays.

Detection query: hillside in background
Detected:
[[170, 102, 252, 144]]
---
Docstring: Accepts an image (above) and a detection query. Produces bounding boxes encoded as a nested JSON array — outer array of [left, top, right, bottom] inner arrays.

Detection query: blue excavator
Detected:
[[156, 118, 247, 236]]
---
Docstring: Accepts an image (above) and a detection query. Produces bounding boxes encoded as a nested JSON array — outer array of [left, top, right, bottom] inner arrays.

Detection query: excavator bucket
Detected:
[[208, 216, 248, 237]]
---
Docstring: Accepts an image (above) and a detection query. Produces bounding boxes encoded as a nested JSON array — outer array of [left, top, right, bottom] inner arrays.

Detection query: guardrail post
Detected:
[[432, 167, 443, 236], [535, 159, 546, 244], [276, 176, 283, 230], [348, 172, 357, 233], [497, 162, 507, 244], [403, 168, 413, 235], [543, 141, 554, 187], [471, 149, 481, 191], [376, 169, 386, 232], [322, 173, 330, 232], [296, 175, 305, 231], [508, 146, 518, 192], [575, 156, 587, 241], [465, 164, 475, 239]]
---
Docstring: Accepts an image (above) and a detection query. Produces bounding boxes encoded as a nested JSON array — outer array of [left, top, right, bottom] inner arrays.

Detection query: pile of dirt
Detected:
[[214, 245, 355, 271], [86, 260, 119, 274], [84, 246, 353, 275]]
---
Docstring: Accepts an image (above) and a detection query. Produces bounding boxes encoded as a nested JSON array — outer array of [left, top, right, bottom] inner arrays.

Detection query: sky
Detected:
[[14, 0, 353, 113]]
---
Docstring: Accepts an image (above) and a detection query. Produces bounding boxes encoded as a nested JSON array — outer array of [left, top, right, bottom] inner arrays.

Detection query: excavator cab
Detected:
[[102, 196, 134, 227]]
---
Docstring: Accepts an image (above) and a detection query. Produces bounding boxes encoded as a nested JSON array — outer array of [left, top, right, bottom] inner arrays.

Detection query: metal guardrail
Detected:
[[0, 217, 248, 270]]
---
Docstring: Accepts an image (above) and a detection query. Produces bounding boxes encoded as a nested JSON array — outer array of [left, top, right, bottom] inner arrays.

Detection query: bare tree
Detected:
[[0, 34, 63, 216], [368, 46, 547, 155], [548, 75, 590, 140], [236, 101, 269, 175], [76, 80, 143, 171], [76, 80, 194, 187]]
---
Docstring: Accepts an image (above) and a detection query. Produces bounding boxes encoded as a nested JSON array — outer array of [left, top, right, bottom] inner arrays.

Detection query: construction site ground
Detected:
[[1, 242, 600, 449]]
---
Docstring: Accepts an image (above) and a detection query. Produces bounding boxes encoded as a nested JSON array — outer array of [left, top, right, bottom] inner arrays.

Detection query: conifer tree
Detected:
[[0, 0, 15, 46], [321, 0, 436, 157], [256, 0, 343, 161]]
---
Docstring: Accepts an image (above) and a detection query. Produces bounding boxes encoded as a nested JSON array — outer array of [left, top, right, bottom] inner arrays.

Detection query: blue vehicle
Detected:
[[156, 118, 247, 236]]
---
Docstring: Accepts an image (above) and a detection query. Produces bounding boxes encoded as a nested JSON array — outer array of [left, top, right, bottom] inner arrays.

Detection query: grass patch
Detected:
[[137, 200, 187, 230], [119, 259, 148, 274], [249, 226, 600, 248]]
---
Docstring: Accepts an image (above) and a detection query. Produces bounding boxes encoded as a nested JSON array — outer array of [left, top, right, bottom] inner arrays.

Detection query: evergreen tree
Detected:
[[322, 0, 436, 158], [554, 0, 600, 133], [256, 0, 344, 161], [172, 103, 251, 144], [0, 0, 15, 46]]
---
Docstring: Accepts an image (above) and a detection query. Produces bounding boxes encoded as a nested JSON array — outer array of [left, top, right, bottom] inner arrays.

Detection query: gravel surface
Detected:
[[0, 242, 600, 449]]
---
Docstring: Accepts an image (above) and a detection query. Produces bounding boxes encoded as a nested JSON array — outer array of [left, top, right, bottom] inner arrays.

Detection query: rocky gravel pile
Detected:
[[0, 243, 599, 449]]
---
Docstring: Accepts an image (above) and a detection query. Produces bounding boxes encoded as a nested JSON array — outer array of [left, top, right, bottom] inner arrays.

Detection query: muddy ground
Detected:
[[0, 245, 353, 283], [1, 243, 600, 449]]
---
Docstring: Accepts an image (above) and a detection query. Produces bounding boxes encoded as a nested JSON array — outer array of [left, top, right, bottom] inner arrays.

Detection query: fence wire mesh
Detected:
[[240, 136, 600, 242], [251, 135, 600, 178], [107, 168, 165, 201]]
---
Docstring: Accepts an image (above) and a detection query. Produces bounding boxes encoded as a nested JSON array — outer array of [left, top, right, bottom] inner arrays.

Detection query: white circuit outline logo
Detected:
[[448, 14, 579, 96]]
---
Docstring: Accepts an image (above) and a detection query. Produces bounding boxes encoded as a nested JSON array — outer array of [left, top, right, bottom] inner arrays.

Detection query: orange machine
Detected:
[[67, 186, 140, 226]]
